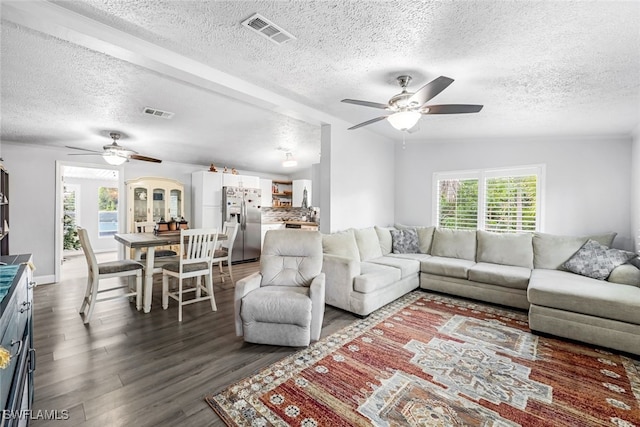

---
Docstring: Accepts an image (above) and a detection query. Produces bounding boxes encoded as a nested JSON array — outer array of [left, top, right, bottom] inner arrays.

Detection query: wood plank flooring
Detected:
[[31, 253, 356, 426]]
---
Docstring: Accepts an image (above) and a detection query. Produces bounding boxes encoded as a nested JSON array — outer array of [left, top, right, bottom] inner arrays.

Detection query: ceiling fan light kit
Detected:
[[388, 111, 421, 131], [342, 74, 483, 132], [102, 152, 127, 165], [282, 152, 297, 168]]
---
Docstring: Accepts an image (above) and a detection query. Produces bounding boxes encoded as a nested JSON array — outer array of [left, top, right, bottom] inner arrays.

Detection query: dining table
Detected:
[[114, 231, 227, 313]]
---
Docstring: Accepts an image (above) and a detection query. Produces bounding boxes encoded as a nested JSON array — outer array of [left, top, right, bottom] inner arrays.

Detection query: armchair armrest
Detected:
[[309, 273, 326, 341], [322, 254, 360, 311], [234, 272, 262, 336]]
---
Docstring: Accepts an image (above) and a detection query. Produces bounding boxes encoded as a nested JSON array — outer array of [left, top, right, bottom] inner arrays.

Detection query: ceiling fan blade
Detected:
[[65, 145, 102, 154], [67, 153, 101, 156], [341, 99, 389, 110], [422, 104, 484, 114], [407, 76, 454, 107], [348, 116, 389, 130], [129, 154, 162, 163]]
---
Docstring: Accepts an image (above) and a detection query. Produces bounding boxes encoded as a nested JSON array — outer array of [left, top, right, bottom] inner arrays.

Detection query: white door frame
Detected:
[[54, 160, 125, 283]]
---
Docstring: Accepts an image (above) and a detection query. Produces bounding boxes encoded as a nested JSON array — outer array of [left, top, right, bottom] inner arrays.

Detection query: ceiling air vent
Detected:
[[241, 13, 296, 45], [143, 107, 174, 119]]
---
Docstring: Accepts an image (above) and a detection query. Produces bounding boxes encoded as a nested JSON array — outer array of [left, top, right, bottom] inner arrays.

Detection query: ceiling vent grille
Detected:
[[241, 13, 296, 45], [143, 107, 174, 119]]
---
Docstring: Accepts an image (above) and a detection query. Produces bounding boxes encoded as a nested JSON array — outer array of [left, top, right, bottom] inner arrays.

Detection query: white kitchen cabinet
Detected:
[[260, 179, 272, 207], [222, 173, 260, 189], [126, 177, 184, 232], [192, 171, 261, 229], [293, 179, 312, 207], [261, 223, 284, 248], [192, 171, 222, 229]]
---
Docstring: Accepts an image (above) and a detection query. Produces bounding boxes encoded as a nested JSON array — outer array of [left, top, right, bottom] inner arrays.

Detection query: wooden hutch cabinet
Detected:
[[126, 177, 184, 232]]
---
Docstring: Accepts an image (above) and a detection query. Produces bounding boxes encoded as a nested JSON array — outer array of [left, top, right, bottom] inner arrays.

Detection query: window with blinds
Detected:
[[437, 178, 478, 229], [434, 165, 544, 233], [484, 175, 537, 232]]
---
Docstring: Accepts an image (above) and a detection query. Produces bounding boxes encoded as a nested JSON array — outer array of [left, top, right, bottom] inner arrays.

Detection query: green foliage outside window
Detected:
[[99, 187, 118, 211], [438, 179, 478, 229], [63, 189, 80, 250]]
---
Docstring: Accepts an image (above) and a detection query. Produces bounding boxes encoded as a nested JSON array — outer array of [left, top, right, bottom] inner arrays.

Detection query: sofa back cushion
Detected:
[[431, 228, 477, 261], [477, 230, 533, 269], [395, 224, 436, 254], [322, 229, 360, 261], [375, 226, 394, 255], [354, 227, 383, 261], [533, 232, 617, 270]]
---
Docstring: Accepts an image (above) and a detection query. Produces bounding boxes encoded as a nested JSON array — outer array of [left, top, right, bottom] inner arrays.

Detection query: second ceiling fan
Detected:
[[342, 75, 483, 131]]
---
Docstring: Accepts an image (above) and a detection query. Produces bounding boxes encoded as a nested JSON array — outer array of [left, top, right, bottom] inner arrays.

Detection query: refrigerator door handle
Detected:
[[241, 199, 247, 230]]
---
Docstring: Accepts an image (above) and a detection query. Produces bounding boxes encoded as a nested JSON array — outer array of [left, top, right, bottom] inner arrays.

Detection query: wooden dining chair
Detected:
[[212, 221, 239, 286], [77, 226, 143, 324], [161, 228, 219, 322]]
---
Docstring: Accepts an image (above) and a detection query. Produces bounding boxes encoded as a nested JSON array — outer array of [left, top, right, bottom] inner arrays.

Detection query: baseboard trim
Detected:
[[34, 274, 56, 285]]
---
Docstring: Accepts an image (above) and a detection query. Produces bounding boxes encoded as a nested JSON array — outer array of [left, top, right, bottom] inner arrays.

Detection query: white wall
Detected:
[[395, 135, 634, 250], [632, 126, 640, 253], [322, 124, 395, 232]]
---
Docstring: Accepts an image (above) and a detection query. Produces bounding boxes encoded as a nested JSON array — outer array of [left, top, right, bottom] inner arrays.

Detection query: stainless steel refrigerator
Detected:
[[222, 186, 262, 262]]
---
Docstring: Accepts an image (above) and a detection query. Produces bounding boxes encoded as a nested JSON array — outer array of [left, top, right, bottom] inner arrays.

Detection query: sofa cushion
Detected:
[[391, 229, 419, 254], [354, 227, 383, 261], [562, 239, 635, 280], [395, 224, 436, 254], [528, 269, 640, 325], [322, 229, 360, 261], [368, 256, 420, 279], [608, 264, 640, 287], [532, 232, 617, 270], [386, 253, 432, 263], [354, 262, 402, 294], [420, 256, 476, 279], [476, 230, 533, 269], [375, 226, 394, 255], [431, 229, 477, 261], [468, 262, 531, 290], [628, 256, 640, 269]]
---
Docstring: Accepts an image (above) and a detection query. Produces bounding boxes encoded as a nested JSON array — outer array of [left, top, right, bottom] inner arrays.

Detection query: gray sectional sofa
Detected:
[[321, 226, 640, 354]]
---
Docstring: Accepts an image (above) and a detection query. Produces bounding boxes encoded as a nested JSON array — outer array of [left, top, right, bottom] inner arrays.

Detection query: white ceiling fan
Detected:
[[66, 132, 162, 165]]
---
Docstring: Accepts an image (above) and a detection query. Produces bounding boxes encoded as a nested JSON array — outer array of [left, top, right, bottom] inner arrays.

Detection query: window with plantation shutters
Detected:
[[437, 178, 478, 229], [434, 165, 544, 233]]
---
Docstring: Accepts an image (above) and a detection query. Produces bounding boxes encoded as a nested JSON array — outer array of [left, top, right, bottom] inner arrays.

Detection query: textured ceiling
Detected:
[[1, 1, 639, 173]]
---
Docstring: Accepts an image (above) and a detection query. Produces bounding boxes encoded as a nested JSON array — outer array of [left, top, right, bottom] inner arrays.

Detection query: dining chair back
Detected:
[[162, 228, 219, 322], [77, 226, 143, 323], [212, 221, 239, 286]]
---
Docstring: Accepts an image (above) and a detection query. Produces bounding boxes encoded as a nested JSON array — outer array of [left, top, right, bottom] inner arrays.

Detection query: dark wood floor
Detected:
[[31, 253, 356, 426]]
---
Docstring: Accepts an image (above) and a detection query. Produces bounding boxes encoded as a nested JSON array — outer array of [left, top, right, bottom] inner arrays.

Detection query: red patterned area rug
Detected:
[[205, 291, 640, 426]]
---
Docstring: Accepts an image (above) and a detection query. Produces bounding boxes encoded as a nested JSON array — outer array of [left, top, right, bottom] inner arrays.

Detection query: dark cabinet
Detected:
[[0, 167, 8, 255], [0, 255, 35, 426]]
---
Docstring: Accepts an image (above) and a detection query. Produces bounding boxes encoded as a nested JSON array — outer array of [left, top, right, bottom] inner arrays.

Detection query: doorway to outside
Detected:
[[57, 163, 121, 282]]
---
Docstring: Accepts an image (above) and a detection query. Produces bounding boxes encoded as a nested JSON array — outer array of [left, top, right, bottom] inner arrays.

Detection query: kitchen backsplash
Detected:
[[261, 207, 319, 223]]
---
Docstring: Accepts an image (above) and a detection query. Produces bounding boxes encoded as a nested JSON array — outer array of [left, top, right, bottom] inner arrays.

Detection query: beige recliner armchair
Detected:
[[234, 230, 325, 347]]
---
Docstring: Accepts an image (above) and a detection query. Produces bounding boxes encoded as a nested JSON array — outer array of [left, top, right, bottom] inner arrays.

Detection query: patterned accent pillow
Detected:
[[390, 229, 419, 254], [562, 239, 636, 280]]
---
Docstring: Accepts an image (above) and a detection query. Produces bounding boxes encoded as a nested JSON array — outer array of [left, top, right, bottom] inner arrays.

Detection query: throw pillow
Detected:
[[562, 239, 636, 280], [628, 256, 640, 269], [390, 229, 419, 254]]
